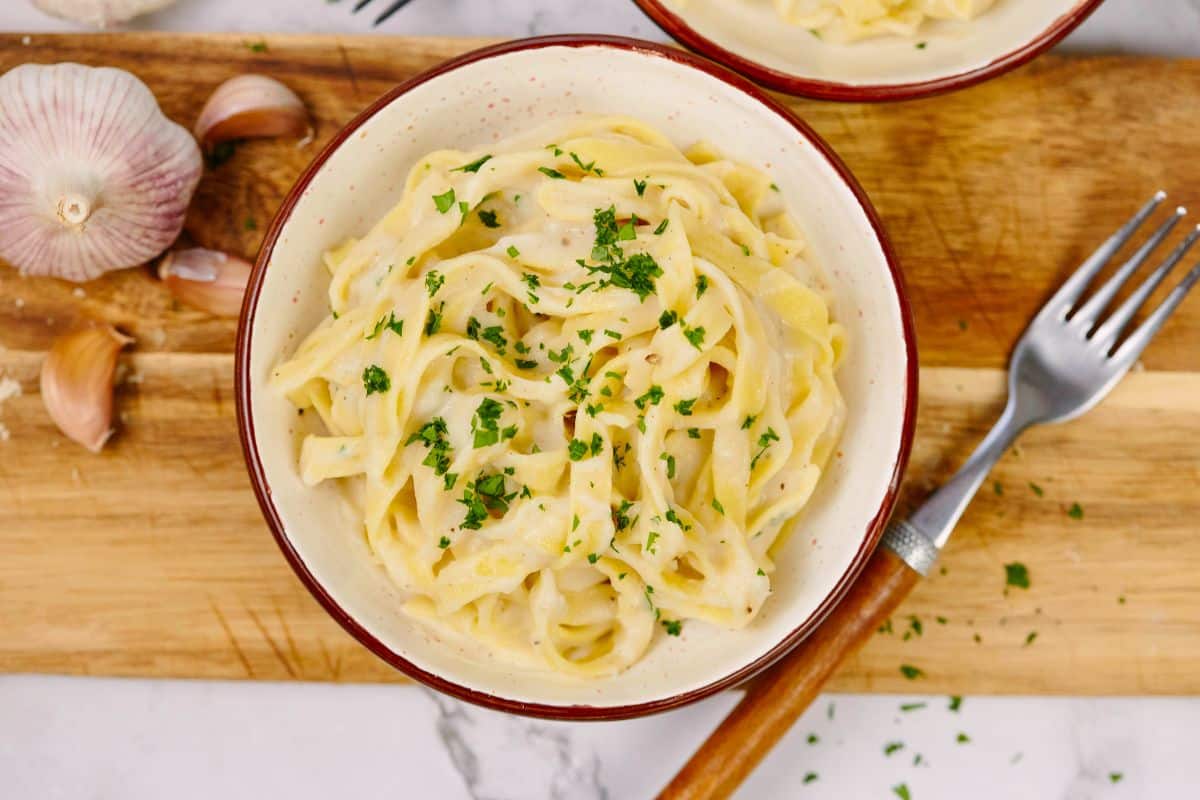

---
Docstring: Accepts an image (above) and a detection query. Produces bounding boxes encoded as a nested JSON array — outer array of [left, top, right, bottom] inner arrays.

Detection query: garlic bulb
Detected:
[[0, 63, 203, 282], [31, 0, 177, 27], [159, 248, 252, 317], [194, 75, 312, 151], [41, 325, 133, 453]]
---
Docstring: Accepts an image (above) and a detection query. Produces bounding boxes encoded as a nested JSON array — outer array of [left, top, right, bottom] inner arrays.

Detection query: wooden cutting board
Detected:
[[2, 33, 1198, 694]]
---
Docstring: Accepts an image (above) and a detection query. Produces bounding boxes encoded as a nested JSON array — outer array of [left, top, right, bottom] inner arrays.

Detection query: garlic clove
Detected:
[[194, 75, 312, 151], [32, 0, 178, 27], [0, 63, 203, 282], [158, 248, 252, 317], [40, 325, 134, 453]]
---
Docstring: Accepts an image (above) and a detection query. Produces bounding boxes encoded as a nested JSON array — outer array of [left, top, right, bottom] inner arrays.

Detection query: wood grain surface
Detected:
[[1, 34, 1198, 693]]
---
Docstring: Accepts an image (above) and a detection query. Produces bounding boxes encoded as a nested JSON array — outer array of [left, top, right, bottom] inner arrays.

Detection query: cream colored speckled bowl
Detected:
[[236, 36, 916, 719], [634, 0, 1105, 100]]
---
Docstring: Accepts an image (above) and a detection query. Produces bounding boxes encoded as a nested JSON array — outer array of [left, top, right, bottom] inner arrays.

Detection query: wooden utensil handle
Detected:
[[659, 546, 921, 800]]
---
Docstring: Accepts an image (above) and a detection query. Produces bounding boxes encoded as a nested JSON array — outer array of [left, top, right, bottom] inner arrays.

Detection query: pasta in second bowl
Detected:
[[635, 0, 1105, 100], [238, 36, 915, 718]]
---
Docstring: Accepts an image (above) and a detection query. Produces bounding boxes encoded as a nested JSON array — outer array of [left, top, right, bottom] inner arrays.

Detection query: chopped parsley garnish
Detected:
[[1005, 562, 1030, 589], [994, 480, 1004, 496], [646, 531, 660, 554], [1029, 481, 1045, 497], [661, 619, 682, 636], [567, 439, 590, 461], [653, 219, 669, 235], [750, 427, 780, 470], [688, 428, 701, 439], [538, 166, 566, 180], [900, 702, 926, 712], [893, 784, 911, 800], [587, 552, 599, 564], [674, 398, 696, 416], [366, 311, 404, 339], [696, 275, 709, 298], [634, 178, 647, 196], [900, 664, 924, 680], [613, 500, 635, 532], [480, 282, 494, 296], [740, 243, 751, 257], [458, 471, 515, 529], [1068, 502, 1084, 520], [803, 773, 818, 785], [1025, 631, 1038, 646], [577, 329, 594, 344], [589, 433, 603, 456], [515, 359, 538, 370], [660, 452, 676, 479], [362, 365, 390, 395], [741, 415, 757, 430], [452, 154, 492, 173], [506, 245, 521, 259], [635, 385, 665, 410], [545, 144, 563, 157], [444, 473, 458, 490], [682, 323, 706, 350], [665, 509, 690, 531], [424, 303, 444, 336], [1109, 773, 1123, 784], [884, 742, 904, 756], [572, 515, 581, 532], [569, 151, 603, 176], [957, 732, 971, 744], [585, 403, 604, 418], [712, 498, 725, 515], [659, 310, 678, 329], [589, 252, 663, 303], [406, 417, 452, 476], [471, 397, 507, 449], [433, 188, 456, 213], [425, 270, 445, 297], [949, 695, 963, 711], [617, 217, 638, 241], [520, 272, 540, 304], [478, 209, 501, 228], [438, 536, 451, 549]]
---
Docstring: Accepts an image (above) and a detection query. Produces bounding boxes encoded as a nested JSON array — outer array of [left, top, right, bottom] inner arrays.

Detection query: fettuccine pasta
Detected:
[[686, 0, 997, 41], [271, 116, 845, 677]]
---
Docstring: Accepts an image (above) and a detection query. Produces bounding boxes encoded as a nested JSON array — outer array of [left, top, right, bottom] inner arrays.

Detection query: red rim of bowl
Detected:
[[235, 34, 918, 721], [632, 0, 1107, 101]]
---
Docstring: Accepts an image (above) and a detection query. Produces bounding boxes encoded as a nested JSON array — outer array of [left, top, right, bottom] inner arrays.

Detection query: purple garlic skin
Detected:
[[0, 62, 203, 282]]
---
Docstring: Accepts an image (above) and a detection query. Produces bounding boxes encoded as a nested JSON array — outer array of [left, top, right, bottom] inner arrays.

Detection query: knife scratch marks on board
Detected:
[[246, 606, 298, 679], [923, 205, 1004, 345], [273, 598, 305, 676], [337, 43, 362, 99], [209, 597, 255, 678], [317, 638, 343, 681]]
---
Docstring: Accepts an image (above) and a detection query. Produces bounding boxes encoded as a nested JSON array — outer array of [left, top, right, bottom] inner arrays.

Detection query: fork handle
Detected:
[[659, 546, 920, 800], [888, 398, 1028, 572]]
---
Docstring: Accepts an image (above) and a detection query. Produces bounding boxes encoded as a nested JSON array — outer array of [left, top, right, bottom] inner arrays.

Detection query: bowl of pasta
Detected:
[[236, 35, 916, 719], [633, 0, 1106, 100]]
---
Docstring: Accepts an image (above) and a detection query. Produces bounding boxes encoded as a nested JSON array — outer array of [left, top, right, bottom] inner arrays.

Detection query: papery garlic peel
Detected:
[[159, 248, 252, 318], [0, 63, 203, 282], [194, 75, 312, 151], [40, 326, 134, 453]]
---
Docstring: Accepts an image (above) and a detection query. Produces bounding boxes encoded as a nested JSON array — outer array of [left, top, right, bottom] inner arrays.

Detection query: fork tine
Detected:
[[1043, 191, 1167, 318], [1073, 206, 1186, 329], [1092, 226, 1200, 348], [353, 0, 374, 12], [374, 0, 416, 25], [1112, 260, 1200, 366]]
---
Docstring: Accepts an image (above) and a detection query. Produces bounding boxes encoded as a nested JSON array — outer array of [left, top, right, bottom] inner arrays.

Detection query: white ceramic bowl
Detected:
[[634, 0, 1105, 100], [236, 36, 917, 719]]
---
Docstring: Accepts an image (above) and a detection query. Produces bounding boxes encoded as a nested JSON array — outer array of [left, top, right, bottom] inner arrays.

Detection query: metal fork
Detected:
[[885, 191, 1200, 575], [337, 0, 417, 26]]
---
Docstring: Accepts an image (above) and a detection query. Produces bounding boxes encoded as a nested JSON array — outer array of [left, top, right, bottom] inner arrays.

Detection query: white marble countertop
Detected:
[[3, 1, 1199, 798]]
